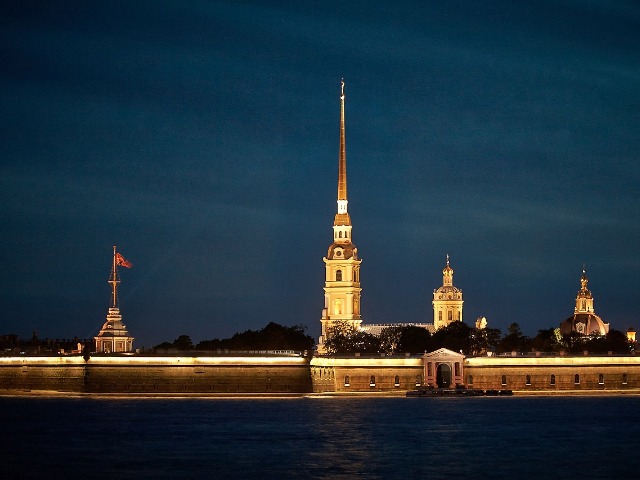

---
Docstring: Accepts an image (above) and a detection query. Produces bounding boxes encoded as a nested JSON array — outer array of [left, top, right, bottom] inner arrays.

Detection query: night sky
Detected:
[[2, 1, 639, 347]]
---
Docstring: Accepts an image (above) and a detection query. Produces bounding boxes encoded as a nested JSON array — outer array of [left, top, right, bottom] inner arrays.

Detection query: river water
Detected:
[[3, 395, 639, 479]]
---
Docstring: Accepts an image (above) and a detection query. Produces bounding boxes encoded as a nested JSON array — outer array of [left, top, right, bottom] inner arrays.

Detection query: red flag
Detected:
[[116, 253, 132, 268]]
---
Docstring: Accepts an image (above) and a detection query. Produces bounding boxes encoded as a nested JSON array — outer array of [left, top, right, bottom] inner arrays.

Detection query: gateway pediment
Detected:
[[423, 347, 465, 359]]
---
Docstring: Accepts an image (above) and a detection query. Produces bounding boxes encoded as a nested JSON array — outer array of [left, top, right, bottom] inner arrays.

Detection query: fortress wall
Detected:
[[0, 356, 312, 394], [464, 356, 640, 391], [0, 357, 86, 392], [311, 357, 424, 393]]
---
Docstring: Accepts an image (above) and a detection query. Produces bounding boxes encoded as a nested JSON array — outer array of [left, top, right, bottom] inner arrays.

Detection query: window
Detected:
[[344, 375, 350, 387], [574, 374, 580, 385], [415, 375, 422, 387], [448, 311, 453, 321], [336, 270, 342, 281], [370, 375, 376, 387], [468, 375, 473, 385], [456, 311, 461, 321], [394, 375, 400, 387], [598, 374, 604, 385], [427, 362, 433, 376], [550, 374, 556, 386], [334, 300, 342, 315], [339, 231, 342, 238], [501, 375, 507, 386], [525, 375, 531, 386], [622, 373, 628, 385], [438, 311, 442, 322], [454, 362, 460, 377]]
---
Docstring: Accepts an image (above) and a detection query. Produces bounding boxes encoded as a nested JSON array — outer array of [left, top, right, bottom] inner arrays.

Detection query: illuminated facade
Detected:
[[318, 81, 362, 354], [94, 246, 134, 353], [432, 255, 463, 330], [559, 268, 609, 337]]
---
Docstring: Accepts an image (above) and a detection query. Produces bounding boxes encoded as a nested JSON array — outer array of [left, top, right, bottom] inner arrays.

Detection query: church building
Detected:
[[317, 81, 362, 354], [432, 255, 463, 330], [317, 83, 463, 353], [559, 268, 609, 337]]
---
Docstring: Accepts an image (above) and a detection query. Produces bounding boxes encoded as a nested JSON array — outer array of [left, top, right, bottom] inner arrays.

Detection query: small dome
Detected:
[[435, 285, 462, 294], [327, 242, 358, 260], [560, 313, 609, 336]]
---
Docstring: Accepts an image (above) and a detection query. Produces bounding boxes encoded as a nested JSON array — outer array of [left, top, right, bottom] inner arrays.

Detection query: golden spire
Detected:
[[108, 245, 121, 308], [337, 78, 347, 202], [334, 79, 351, 228]]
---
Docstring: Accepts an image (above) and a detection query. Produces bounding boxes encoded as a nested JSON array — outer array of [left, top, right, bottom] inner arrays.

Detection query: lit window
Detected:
[[574, 374, 580, 385], [394, 375, 400, 387], [501, 375, 507, 386], [550, 374, 556, 386], [344, 375, 350, 387], [370, 375, 376, 387], [622, 374, 628, 385], [415, 375, 422, 387], [525, 375, 531, 386], [438, 312, 442, 322], [598, 374, 604, 385]]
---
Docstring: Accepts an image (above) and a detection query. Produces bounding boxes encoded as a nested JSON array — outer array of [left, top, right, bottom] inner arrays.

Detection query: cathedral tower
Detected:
[[318, 81, 362, 354], [432, 255, 463, 330]]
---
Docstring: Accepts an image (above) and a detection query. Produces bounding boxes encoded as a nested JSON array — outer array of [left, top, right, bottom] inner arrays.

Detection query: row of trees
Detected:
[[153, 322, 315, 353], [324, 321, 632, 356]]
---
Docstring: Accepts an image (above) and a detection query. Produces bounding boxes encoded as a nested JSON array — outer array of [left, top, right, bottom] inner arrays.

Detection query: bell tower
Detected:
[[575, 267, 595, 314], [318, 81, 362, 354], [432, 255, 463, 330]]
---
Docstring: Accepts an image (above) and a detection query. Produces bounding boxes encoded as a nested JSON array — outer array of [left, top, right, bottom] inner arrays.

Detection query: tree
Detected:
[[432, 321, 472, 354], [323, 321, 381, 355], [195, 322, 315, 352], [379, 326, 404, 355], [397, 326, 432, 354], [470, 327, 502, 355], [531, 328, 562, 353], [153, 335, 193, 351], [378, 325, 432, 354], [497, 323, 531, 353]]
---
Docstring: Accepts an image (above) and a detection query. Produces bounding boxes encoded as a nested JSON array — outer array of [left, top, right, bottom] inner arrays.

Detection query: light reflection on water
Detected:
[[2, 395, 640, 479]]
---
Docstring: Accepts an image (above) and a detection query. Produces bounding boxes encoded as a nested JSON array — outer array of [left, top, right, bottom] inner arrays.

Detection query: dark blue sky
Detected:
[[2, 1, 639, 347]]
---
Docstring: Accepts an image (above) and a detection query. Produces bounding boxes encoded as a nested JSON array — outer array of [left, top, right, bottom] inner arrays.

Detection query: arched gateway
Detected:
[[424, 348, 465, 388]]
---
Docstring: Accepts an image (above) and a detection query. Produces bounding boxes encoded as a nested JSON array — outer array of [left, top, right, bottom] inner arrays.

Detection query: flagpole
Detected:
[[110, 245, 119, 308]]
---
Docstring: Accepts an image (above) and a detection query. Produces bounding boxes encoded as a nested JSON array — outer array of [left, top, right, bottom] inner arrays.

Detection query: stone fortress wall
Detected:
[[0, 355, 312, 394], [3, 352, 640, 395]]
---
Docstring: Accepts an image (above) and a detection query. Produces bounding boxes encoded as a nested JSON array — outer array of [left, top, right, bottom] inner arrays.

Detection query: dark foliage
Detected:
[[432, 321, 473, 354], [496, 323, 531, 353], [194, 322, 314, 353]]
